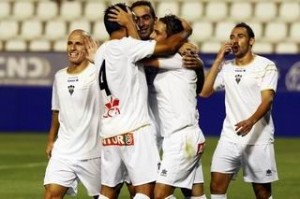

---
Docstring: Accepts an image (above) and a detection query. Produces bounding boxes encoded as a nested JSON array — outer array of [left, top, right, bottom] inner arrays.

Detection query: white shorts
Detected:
[[101, 125, 160, 187], [211, 140, 279, 183], [156, 128, 205, 189], [194, 160, 205, 184], [43, 157, 101, 196]]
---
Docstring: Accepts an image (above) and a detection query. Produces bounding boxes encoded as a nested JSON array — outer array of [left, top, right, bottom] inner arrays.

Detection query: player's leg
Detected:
[[154, 182, 175, 199], [100, 141, 125, 199], [210, 140, 241, 199], [181, 160, 207, 199], [124, 126, 160, 198], [44, 184, 68, 199], [252, 183, 272, 199], [243, 144, 278, 199], [75, 157, 101, 198], [43, 157, 78, 199]]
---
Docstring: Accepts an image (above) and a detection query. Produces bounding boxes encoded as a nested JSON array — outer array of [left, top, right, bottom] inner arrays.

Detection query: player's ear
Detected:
[[249, 37, 255, 46]]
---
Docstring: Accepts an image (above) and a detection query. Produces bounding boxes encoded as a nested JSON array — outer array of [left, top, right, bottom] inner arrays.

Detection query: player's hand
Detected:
[[45, 142, 54, 159], [235, 119, 255, 136], [216, 42, 232, 60], [108, 6, 135, 27], [84, 35, 99, 64]]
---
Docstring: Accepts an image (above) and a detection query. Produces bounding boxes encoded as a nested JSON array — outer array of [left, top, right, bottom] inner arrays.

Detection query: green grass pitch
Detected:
[[0, 133, 299, 198]]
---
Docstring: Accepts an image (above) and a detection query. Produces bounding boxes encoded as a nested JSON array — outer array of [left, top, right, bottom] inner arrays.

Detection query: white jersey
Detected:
[[149, 53, 204, 138], [51, 63, 102, 160], [94, 37, 156, 138], [214, 55, 278, 145]]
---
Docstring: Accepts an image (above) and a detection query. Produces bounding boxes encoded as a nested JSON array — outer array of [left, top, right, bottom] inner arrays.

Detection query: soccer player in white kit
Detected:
[[91, 3, 192, 199], [142, 14, 207, 199], [200, 22, 279, 199], [43, 29, 102, 199]]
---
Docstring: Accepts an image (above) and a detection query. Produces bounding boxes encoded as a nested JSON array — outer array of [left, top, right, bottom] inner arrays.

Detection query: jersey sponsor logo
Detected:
[[103, 96, 121, 118], [102, 133, 134, 146]]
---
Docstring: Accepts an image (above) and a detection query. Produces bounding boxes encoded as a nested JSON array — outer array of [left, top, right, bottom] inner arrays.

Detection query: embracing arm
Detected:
[[153, 19, 192, 56], [45, 110, 59, 159]]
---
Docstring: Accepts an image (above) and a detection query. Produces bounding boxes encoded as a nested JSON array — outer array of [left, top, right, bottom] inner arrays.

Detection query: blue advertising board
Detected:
[[0, 52, 299, 137]]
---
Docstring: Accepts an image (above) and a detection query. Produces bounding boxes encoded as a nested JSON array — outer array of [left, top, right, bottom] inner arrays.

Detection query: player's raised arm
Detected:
[[108, 5, 140, 39]]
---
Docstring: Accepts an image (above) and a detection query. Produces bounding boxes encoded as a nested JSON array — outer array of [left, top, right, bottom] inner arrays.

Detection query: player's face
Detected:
[[149, 21, 167, 42], [132, 5, 156, 40], [229, 27, 254, 58], [67, 33, 87, 65]]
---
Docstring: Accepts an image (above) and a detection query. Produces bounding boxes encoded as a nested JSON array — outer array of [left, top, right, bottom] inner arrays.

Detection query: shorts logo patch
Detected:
[[197, 142, 205, 154], [266, 169, 272, 176], [160, 169, 168, 177], [102, 133, 134, 146]]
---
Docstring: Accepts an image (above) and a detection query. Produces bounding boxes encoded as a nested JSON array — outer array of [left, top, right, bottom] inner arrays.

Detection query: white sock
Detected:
[[133, 193, 150, 199], [269, 196, 273, 199], [98, 194, 109, 199], [165, 195, 176, 199], [211, 194, 227, 199], [186, 194, 207, 199]]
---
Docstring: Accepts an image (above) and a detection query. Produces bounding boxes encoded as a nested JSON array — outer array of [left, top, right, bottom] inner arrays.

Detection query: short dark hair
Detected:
[[104, 3, 128, 35], [130, 0, 156, 18], [159, 15, 183, 37], [234, 22, 255, 38]]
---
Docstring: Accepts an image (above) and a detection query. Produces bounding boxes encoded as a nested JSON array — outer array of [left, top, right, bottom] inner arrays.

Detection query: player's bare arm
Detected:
[[199, 42, 231, 97], [46, 110, 59, 159], [153, 19, 192, 56], [235, 89, 275, 136], [179, 42, 203, 69]]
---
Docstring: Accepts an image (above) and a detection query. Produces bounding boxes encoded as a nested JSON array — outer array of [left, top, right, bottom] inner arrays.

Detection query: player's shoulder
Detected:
[[254, 55, 277, 70], [55, 67, 68, 77]]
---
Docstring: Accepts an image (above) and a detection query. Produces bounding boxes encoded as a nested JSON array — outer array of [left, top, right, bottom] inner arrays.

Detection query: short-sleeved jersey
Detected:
[[214, 55, 279, 145], [51, 63, 102, 160], [94, 37, 156, 138], [149, 53, 205, 139]]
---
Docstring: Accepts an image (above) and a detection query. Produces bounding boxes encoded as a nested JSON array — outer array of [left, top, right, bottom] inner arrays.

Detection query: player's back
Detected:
[[95, 37, 156, 138]]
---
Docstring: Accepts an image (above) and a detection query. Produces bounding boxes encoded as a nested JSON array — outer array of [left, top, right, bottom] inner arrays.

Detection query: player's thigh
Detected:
[[44, 157, 78, 196], [157, 130, 203, 189], [101, 146, 126, 187], [76, 157, 101, 196], [210, 140, 241, 174], [124, 127, 160, 186], [243, 144, 279, 183]]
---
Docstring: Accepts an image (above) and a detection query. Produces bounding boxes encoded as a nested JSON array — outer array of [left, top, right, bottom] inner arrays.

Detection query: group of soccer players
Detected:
[[43, 1, 279, 199]]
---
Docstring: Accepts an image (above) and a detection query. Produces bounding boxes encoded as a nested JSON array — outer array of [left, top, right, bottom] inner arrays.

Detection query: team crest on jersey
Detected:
[[235, 74, 242, 84], [102, 133, 134, 146], [68, 85, 75, 95], [103, 96, 120, 118]]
